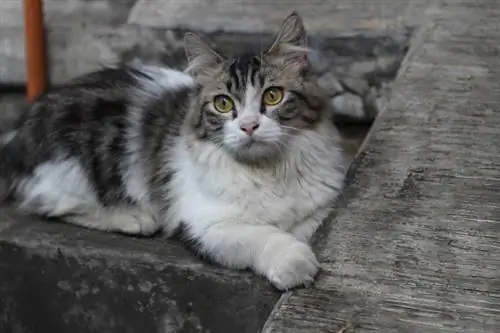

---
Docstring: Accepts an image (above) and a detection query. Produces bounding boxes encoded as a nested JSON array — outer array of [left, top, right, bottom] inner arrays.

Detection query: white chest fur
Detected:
[[167, 123, 347, 236]]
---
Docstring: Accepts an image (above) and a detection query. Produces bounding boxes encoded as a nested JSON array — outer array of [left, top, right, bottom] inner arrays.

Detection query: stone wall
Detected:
[[0, 0, 415, 83], [0, 0, 415, 125]]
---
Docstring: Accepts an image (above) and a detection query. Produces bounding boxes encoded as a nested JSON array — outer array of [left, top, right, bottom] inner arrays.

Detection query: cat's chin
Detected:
[[225, 139, 283, 164]]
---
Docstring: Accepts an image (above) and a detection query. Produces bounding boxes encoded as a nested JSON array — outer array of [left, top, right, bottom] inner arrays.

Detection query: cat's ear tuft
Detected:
[[184, 32, 224, 77], [266, 11, 309, 67]]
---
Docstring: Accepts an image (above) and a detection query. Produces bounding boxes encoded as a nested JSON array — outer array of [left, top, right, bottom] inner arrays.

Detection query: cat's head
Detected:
[[183, 12, 328, 164]]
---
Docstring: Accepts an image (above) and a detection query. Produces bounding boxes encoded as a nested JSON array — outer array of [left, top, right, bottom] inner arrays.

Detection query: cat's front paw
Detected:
[[261, 240, 320, 291], [110, 210, 159, 236]]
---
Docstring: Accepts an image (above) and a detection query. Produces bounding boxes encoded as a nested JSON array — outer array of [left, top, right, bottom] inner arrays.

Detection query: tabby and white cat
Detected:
[[0, 12, 347, 290]]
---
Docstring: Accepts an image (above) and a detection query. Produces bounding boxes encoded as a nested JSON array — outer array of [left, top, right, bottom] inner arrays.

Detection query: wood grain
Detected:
[[263, 1, 500, 332]]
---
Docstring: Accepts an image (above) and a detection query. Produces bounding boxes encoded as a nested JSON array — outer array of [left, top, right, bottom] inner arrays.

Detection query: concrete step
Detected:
[[263, 1, 500, 331], [0, 206, 280, 333]]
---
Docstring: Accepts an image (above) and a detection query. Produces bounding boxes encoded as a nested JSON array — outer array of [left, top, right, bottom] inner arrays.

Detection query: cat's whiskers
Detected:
[[270, 141, 289, 162], [278, 125, 301, 132], [281, 125, 336, 144]]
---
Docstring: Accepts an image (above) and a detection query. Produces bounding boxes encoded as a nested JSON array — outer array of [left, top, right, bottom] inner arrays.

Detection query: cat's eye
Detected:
[[213, 95, 234, 113], [262, 87, 284, 106]]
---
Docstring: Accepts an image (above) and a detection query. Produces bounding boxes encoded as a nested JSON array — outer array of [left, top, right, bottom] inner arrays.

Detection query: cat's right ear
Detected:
[[265, 11, 308, 69], [184, 33, 224, 77]]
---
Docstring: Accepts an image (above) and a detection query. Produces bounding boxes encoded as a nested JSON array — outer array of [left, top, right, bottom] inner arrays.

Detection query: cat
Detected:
[[0, 12, 348, 290]]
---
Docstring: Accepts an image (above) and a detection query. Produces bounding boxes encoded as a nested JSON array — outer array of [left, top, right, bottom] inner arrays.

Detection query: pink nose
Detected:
[[240, 122, 260, 135]]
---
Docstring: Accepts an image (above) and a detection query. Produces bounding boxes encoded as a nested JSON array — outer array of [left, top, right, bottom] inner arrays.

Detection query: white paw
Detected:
[[110, 210, 159, 236], [261, 240, 320, 291]]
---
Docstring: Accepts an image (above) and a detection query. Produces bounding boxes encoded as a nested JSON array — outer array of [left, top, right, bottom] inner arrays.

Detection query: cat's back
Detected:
[[21, 66, 191, 135], [2, 65, 195, 205], [11, 65, 194, 156]]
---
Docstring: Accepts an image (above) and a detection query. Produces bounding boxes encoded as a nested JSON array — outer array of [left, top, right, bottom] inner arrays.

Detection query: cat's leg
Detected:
[[15, 158, 160, 235], [63, 206, 159, 236], [183, 220, 320, 291], [290, 206, 332, 244]]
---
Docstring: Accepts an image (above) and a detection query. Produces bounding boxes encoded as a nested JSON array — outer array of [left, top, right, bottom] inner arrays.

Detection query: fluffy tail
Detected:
[[0, 131, 17, 146], [0, 131, 21, 203], [0, 98, 28, 203]]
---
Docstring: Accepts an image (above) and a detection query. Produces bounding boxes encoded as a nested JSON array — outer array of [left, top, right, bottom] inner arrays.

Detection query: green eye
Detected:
[[213, 95, 234, 113], [262, 87, 284, 106]]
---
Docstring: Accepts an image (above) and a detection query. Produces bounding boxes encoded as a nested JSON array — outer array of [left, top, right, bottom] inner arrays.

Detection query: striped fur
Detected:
[[0, 12, 348, 291]]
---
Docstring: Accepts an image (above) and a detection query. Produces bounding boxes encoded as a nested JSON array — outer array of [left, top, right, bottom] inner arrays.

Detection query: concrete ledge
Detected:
[[262, 1, 500, 332], [0, 207, 279, 333], [128, 0, 428, 33]]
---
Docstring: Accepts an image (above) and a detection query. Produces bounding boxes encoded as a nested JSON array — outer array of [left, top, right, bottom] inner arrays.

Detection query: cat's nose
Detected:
[[240, 121, 260, 135]]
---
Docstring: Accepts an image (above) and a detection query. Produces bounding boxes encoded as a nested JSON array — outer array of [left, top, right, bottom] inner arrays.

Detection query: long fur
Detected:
[[0, 12, 348, 290]]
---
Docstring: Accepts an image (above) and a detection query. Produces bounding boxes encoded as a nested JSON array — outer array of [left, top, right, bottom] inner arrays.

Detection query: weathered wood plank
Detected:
[[263, 1, 500, 332]]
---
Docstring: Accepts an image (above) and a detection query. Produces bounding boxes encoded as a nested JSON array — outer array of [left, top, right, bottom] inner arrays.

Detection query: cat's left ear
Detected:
[[266, 11, 308, 68], [184, 32, 225, 77]]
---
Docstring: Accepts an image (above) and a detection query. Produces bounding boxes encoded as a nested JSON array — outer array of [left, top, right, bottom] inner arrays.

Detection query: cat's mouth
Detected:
[[226, 137, 282, 163], [240, 137, 260, 148], [238, 136, 275, 149]]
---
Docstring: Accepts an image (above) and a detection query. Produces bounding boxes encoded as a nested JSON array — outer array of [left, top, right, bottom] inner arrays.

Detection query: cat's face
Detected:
[[184, 12, 327, 164]]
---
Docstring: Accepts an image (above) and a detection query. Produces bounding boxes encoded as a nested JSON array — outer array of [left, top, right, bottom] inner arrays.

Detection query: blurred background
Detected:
[[0, 0, 425, 156]]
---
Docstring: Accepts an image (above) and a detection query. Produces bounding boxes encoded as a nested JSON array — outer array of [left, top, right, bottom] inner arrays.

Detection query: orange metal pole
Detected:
[[23, 0, 47, 101]]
